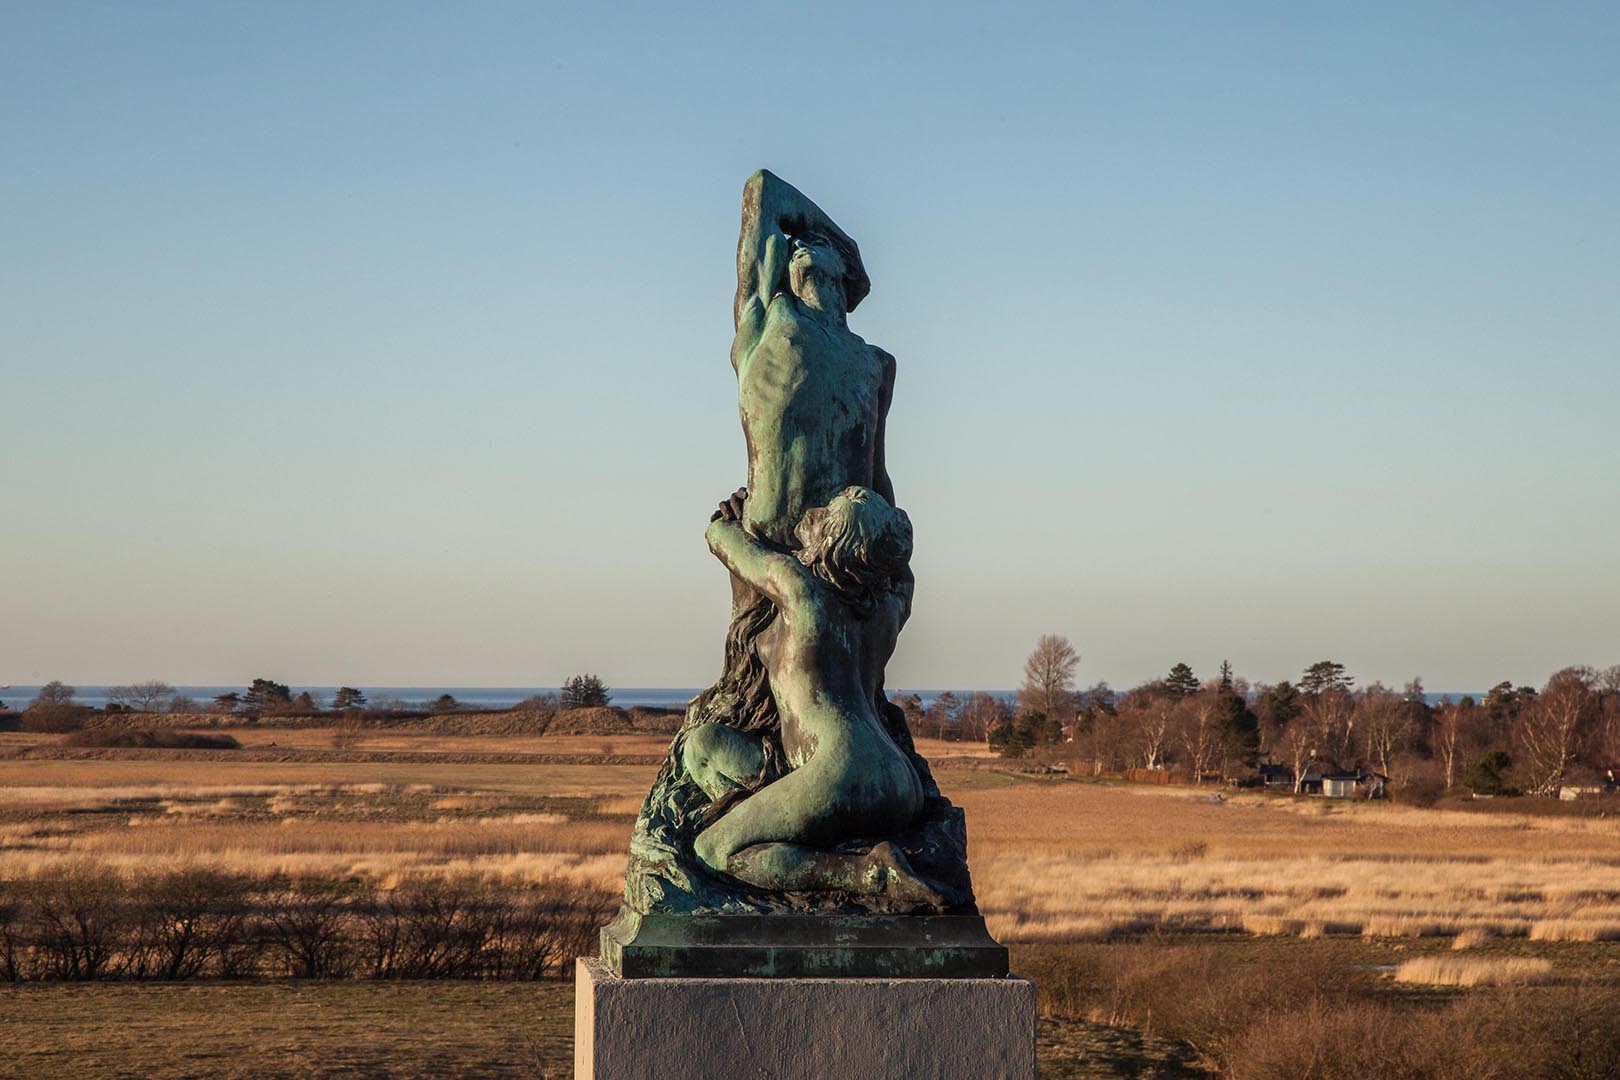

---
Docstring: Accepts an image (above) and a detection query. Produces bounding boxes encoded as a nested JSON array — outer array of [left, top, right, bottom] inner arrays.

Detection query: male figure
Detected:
[[732, 170, 895, 550]]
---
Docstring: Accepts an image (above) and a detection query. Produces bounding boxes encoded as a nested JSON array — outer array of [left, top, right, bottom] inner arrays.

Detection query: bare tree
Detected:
[[1593, 669, 1620, 768], [1274, 703, 1336, 794], [1019, 635, 1080, 725], [28, 681, 76, 708], [957, 692, 1010, 744], [1516, 667, 1598, 795], [1174, 690, 1221, 783], [1301, 687, 1356, 765], [1119, 694, 1173, 771], [1357, 684, 1412, 777], [107, 680, 175, 713], [1433, 700, 1466, 789], [923, 691, 961, 741]]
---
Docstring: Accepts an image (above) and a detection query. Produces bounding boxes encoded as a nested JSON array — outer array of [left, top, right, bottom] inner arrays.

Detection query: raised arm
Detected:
[[705, 491, 808, 609], [871, 347, 897, 506], [732, 170, 863, 365]]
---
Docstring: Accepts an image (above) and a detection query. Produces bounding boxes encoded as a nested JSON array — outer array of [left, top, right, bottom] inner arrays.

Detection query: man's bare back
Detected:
[[732, 170, 894, 549], [739, 295, 892, 547]]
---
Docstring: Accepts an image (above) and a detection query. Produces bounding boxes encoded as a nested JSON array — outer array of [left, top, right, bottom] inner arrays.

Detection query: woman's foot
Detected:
[[863, 841, 948, 907]]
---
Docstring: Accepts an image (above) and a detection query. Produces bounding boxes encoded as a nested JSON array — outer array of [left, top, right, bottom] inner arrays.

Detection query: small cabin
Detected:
[[1317, 768, 1388, 799], [1258, 763, 1294, 789], [1321, 772, 1359, 798]]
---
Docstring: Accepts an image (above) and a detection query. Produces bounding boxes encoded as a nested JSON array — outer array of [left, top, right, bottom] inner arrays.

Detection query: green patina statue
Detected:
[[600, 172, 1002, 979], [730, 169, 893, 548], [689, 484, 941, 905]]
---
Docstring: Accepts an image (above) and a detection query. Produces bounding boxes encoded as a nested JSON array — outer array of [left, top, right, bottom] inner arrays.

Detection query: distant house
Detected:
[[1321, 771, 1359, 798], [1258, 763, 1295, 790], [1322, 768, 1387, 799], [1557, 768, 1619, 801]]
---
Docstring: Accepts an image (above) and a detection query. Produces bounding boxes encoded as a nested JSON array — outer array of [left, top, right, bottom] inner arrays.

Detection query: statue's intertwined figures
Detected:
[[609, 172, 983, 944]]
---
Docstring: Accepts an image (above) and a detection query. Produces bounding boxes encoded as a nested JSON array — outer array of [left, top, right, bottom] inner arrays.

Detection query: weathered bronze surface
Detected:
[[601, 911, 1008, 979], [603, 172, 996, 978]]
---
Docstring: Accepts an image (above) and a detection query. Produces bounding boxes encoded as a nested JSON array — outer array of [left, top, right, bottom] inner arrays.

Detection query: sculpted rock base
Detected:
[[574, 958, 1038, 1080]]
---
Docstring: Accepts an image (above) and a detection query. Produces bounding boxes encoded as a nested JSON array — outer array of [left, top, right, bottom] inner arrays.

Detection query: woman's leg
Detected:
[[682, 722, 765, 802], [692, 766, 942, 903], [726, 840, 945, 905]]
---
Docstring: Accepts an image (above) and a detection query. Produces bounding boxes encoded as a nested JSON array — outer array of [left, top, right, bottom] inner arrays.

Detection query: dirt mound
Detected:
[[542, 706, 682, 735], [63, 728, 242, 750]]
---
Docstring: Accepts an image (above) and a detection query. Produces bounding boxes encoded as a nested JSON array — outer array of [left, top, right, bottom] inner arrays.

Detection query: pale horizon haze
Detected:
[[3, 3, 1617, 694]]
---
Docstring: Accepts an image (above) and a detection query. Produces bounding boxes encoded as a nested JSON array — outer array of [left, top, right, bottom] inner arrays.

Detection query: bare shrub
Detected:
[[25, 868, 132, 980], [135, 868, 254, 979], [0, 882, 21, 981], [19, 703, 93, 733], [62, 729, 241, 750], [1505, 984, 1620, 1080], [261, 877, 360, 978], [1027, 942, 1372, 1072], [1227, 1000, 1444, 1080], [1140, 946, 1364, 1064], [362, 878, 493, 979]]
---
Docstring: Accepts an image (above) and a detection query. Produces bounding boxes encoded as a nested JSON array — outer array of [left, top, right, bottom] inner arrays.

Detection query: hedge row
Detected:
[[0, 869, 614, 981]]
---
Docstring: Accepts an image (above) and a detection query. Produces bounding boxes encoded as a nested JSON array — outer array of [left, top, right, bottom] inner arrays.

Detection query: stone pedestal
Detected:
[[575, 958, 1037, 1080]]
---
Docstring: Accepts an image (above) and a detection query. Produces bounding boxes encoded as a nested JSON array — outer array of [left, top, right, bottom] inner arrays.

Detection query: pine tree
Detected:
[[241, 678, 292, 712], [1165, 663, 1200, 700], [1215, 680, 1260, 767], [1300, 660, 1353, 697], [561, 674, 610, 709]]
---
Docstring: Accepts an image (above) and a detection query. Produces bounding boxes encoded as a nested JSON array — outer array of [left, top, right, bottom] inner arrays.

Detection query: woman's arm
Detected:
[[705, 491, 807, 608]]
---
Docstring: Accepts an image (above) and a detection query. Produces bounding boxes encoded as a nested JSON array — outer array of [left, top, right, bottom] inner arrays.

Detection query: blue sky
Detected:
[[2, 2, 1616, 692]]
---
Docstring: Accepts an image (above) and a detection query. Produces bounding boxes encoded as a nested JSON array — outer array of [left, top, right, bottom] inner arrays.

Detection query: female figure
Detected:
[[684, 487, 940, 904]]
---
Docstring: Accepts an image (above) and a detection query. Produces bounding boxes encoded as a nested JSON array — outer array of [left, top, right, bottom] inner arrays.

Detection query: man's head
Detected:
[[788, 232, 870, 314], [794, 486, 911, 613]]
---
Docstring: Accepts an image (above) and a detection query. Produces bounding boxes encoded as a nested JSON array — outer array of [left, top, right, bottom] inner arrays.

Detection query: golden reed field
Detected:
[[8, 725, 1620, 1079], [5, 726, 1620, 946]]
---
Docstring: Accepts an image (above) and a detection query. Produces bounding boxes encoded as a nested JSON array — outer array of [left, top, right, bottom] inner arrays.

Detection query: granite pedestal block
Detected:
[[575, 957, 1037, 1080]]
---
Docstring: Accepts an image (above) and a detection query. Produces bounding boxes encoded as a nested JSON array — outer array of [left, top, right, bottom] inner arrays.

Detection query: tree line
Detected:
[[2, 674, 615, 729], [905, 636, 1620, 798]]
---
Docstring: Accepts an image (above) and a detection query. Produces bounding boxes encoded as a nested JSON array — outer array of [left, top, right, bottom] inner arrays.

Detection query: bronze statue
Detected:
[[600, 172, 1002, 980], [731, 170, 894, 548]]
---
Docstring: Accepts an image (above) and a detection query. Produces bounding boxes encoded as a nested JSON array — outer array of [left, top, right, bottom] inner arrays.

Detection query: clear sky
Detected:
[[2, 2, 1616, 693]]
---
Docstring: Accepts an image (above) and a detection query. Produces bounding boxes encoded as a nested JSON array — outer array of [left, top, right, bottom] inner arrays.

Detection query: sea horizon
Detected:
[[0, 684, 1481, 712]]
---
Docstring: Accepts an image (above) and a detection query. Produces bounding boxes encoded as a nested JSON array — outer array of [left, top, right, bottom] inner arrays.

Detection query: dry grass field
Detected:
[[7, 728, 1620, 945], [6, 725, 1620, 1077]]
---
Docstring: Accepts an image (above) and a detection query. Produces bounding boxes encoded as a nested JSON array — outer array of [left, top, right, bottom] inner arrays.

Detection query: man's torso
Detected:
[[737, 296, 885, 547]]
